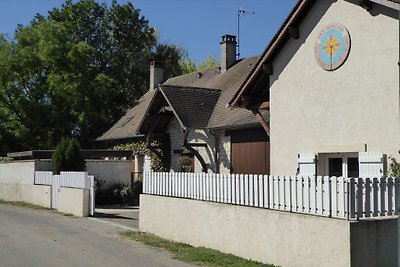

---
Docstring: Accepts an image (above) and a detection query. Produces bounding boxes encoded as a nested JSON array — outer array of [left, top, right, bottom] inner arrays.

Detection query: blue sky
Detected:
[[0, 0, 297, 65]]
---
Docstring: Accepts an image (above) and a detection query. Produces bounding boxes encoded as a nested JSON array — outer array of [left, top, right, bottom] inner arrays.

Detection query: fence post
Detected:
[[347, 178, 356, 220], [356, 178, 363, 219], [395, 178, 400, 215]]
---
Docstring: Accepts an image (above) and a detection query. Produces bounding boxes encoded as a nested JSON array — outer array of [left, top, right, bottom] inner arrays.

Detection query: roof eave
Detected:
[[369, 0, 399, 10], [95, 134, 145, 143], [159, 85, 187, 130]]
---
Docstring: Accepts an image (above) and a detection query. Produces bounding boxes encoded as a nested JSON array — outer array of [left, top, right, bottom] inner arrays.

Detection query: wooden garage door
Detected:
[[230, 128, 270, 175]]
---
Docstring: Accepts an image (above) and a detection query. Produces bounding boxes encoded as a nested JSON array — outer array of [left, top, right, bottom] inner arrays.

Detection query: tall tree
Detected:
[[197, 54, 219, 71], [0, 0, 183, 153]]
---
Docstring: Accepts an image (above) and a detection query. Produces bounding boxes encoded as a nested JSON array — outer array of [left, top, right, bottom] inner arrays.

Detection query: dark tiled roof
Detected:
[[159, 85, 221, 129], [96, 90, 156, 141], [163, 56, 269, 129]]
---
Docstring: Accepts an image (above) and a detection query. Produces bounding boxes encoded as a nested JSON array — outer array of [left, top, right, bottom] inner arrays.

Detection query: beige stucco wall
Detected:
[[140, 194, 353, 267], [0, 161, 36, 184], [140, 194, 398, 267], [86, 160, 131, 189], [57, 187, 89, 217], [0, 183, 51, 208], [269, 0, 400, 175]]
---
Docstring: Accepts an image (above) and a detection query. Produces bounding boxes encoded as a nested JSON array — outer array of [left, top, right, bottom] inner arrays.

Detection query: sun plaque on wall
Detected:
[[314, 23, 351, 71]]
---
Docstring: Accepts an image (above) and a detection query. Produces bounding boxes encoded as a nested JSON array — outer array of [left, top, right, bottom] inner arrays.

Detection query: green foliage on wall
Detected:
[[114, 140, 167, 172], [52, 138, 86, 174]]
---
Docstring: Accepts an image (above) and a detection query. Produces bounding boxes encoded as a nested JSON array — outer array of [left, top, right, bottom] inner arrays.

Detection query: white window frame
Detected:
[[324, 153, 358, 178]]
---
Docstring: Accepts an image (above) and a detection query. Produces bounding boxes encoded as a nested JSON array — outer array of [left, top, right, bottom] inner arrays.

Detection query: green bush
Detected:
[[388, 157, 400, 178], [0, 157, 11, 162], [95, 182, 133, 205], [52, 138, 85, 174]]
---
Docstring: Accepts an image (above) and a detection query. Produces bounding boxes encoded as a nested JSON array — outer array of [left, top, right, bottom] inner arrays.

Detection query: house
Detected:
[[229, 0, 399, 177], [98, 35, 270, 175]]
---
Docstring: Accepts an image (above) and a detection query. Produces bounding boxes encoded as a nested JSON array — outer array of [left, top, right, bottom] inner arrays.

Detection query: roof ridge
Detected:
[[160, 84, 221, 92]]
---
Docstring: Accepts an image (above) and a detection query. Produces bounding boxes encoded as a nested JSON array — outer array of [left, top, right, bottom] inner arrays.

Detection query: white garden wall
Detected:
[[58, 187, 89, 217], [0, 183, 51, 208], [29, 159, 132, 189], [140, 194, 399, 267]]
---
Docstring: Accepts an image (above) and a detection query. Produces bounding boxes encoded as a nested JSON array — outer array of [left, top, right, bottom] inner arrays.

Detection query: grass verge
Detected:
[[0, 199, 74, 216], [121, 231, 277, 267]]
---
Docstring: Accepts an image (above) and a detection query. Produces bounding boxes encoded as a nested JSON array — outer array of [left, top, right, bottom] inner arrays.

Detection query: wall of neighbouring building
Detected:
[[166, 117, 232, 174], [140, 194, 399, 267], [216, 130, 231, 174], [166, 118, 185, 172], [86, 160, 131, 189], [269, 0, 400, 175]]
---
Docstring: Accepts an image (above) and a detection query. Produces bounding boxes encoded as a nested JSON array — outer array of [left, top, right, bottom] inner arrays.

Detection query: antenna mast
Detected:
[[237, 6, 255, 60]]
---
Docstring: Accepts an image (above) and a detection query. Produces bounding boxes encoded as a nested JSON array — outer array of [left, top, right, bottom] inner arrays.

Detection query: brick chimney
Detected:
[[220, 35, 237, 72], [149, 61, 164, 90]]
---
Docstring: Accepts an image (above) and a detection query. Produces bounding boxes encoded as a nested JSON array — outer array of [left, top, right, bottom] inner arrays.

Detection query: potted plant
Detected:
[[177, 155, 193, 172]]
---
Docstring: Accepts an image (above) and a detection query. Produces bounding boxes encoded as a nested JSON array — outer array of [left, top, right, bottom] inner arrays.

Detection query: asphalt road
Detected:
[[0, 204, 193, 267]]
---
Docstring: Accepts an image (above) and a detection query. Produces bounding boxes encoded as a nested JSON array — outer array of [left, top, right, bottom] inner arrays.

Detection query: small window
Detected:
[[347, 157, 359, 178], [328, 158, 343, 177]]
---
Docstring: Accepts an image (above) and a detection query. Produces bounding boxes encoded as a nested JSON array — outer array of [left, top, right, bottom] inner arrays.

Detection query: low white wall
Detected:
[[0, 183, 51, 208], [0, 161, 36, 184], [86, 160, 131, 189], [140, 195, 398, 267], [58, 187, 89, 217]]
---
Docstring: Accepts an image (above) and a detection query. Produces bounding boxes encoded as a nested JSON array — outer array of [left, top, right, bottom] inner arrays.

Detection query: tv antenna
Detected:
[[237, 6, 255, 59]]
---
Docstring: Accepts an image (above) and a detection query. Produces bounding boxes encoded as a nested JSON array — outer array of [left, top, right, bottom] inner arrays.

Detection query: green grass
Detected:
[[0, 199, 74, 216], [0, 199, 49, 210], [121, 231, 278, 267]]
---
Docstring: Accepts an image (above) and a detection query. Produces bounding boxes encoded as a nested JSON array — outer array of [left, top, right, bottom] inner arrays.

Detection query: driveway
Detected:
[[0, 204, 193, 267], [93, 205, 139, 230]]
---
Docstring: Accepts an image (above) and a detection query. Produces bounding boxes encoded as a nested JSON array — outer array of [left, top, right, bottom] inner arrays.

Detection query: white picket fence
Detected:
[[143, 172, 400, 220], [35, 171, 95, 215]]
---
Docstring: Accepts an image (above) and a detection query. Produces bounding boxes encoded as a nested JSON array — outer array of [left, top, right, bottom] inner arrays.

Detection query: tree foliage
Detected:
[[197, 54, 220, 72], [52, 137, 85, 174], [179, 54, 220, 74], [0, 0, 184, 153]]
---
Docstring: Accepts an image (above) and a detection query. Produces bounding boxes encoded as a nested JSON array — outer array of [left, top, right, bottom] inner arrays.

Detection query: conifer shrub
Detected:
[[52, 138, 85, 174]]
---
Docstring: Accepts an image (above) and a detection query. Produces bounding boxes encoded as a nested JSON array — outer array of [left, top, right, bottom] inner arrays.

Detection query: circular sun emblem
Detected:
[[314, 23, 351, 71]]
